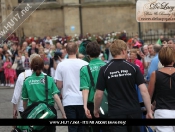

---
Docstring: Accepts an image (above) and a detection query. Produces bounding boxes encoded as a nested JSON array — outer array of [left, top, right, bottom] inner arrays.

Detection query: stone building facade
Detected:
[[0, 0, 174, 39]]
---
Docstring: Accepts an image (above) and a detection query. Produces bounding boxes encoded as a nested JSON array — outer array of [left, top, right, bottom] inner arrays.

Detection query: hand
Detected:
[[84, 107, 92, 119], [146, 111, 153, 119], [62, 114, 67, 119], [13, 109, 18, 119], [139, 52, 145, 59], [94, 109, 100, 118], [151, 104, 156, 111]]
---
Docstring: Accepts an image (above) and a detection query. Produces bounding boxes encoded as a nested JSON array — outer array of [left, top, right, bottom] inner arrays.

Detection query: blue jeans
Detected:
[[64, 105, 85, 132]]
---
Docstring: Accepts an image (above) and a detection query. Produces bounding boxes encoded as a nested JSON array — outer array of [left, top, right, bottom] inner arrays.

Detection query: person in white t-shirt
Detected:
[[55, 42, 88, 132], [11, 54, 40, 118]]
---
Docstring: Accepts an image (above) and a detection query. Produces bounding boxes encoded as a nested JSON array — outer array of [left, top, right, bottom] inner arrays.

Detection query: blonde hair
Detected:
[[110, 39, 127, 57]]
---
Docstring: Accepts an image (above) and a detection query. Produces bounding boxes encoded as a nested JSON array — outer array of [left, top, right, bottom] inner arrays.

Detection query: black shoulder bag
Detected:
[[87, 65, 108, 118]]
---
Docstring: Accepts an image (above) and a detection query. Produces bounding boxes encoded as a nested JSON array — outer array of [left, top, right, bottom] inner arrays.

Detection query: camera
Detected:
[[54, 51, 62, 60]]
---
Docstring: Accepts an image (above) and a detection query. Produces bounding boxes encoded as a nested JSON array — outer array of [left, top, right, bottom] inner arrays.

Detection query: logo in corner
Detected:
[[40, 78, 45, 84]]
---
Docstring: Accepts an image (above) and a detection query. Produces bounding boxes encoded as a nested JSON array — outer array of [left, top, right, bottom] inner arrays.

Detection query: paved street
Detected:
[[0, 87, 68, 132]]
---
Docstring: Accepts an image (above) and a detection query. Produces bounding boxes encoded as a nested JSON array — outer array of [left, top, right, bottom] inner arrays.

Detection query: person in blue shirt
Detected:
[[147, 44, 162, 82]]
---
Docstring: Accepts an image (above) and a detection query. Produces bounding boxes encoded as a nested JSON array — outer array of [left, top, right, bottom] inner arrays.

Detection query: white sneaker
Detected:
[[10, 84, 14, 87], [0, 84, 4, 86], [5, 84, 8, 86]]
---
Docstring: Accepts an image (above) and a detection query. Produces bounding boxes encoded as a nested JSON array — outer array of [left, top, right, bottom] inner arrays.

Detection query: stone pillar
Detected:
[[63, 0, 80, 36], [1, 0, 6, 21]]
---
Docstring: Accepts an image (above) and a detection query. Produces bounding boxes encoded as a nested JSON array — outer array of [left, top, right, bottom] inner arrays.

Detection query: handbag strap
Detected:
[[44, 75, 48, 105], [87, 65, 95, 87]]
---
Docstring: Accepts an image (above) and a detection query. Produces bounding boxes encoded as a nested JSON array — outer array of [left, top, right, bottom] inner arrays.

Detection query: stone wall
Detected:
[[0, 0, 174, 38], [19, 9, 64, 37], [82, 5, 137, 34]]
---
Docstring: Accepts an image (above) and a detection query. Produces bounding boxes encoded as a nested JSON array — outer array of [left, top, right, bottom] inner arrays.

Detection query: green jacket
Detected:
[[80, 58, 106, 103], [22, 72, 59, 106]]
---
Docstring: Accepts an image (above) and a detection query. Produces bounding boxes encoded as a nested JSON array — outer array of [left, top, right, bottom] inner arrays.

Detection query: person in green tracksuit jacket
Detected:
[[80, 41, 108, 132], [22, 56, 66, 132]]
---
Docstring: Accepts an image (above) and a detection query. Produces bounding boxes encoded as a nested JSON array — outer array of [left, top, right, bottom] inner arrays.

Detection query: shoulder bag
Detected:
[[87, 65, 108, 118], [15, 75, 56, 132]]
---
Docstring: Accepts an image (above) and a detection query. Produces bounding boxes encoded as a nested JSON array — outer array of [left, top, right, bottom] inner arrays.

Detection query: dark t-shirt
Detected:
[[96, 59, 145, 117]]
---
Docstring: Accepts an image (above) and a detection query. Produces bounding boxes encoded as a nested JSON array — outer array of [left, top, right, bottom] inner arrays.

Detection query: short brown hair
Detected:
[[130, 49, 138, 54], [86, 41, 101, 58], [110, 39, 127, 57], [66, 42, 78, 55], [159, 47, 175, 66], [148, 43, 153, 46], [31, 56, 44, 76]]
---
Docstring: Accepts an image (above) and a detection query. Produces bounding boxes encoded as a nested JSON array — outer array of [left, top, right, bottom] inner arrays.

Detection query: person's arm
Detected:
[[142, 58, 149, 69], [80, 67, 92, 118], [54, 62, 63, 90], [135, 66, 153, 119], [94, 67, 106, 118], [94, 90, 104, 118], [56, 80, 63, 90], [23, 100, 28, 110], [148, 72, 156, 99], [53, 94, 66, 119], [51, 79, 66, 118], [82, 89, 92, 119], [13, 104, 18, 118], [140, 53, 148, 69], [138, 84, 153, 119], [11, 74, 23, 118]]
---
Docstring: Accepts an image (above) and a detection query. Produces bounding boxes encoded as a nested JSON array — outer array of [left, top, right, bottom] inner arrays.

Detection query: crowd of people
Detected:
[[3, 31, 175, 132]]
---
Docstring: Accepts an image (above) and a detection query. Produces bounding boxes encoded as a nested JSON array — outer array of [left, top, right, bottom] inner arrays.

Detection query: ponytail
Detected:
[[31, 57, 44, 76], [36, 70, 41, 76]]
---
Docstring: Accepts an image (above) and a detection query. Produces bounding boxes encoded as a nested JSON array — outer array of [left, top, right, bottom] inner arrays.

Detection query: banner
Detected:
[[0, 0, 45, 46], [0, 119, 174, 126], [136, 0, 175, 22]]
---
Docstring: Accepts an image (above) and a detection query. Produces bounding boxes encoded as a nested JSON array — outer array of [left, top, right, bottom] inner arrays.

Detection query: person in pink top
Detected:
[[129, 49, 144, 75], [3, 57, 16, 87]]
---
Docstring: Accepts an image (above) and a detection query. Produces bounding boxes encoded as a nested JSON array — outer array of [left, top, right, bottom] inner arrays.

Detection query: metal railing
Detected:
[[127, 29, 175, 44]]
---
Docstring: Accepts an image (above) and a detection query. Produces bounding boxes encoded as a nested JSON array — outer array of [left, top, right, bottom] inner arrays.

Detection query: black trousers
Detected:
[[0, 71, 5, 84], [87, 103, 110, 132], [109, 113, 142, 132], [64, 105, 85, 132]]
